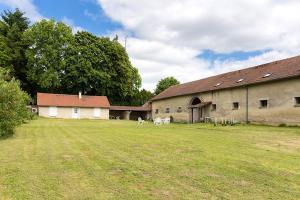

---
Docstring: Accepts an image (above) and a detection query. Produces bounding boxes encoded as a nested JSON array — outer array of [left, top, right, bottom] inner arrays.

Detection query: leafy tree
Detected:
[[63, 31, 108, 94], [64, 31, 141, 104], [130, 89, 153, 106], [0, 35, 12, 69], [0, 9, 30, 92], [155, 76, 180, 95], [0, 69, 30, 137], [24, 19, 74, 93], [97, 36, 141, 103]]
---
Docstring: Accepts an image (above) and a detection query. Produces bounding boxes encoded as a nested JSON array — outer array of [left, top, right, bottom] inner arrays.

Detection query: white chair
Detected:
[[163, 117, 170, 124], [154, 117, 162, 125], [138, 117, 144, 125]]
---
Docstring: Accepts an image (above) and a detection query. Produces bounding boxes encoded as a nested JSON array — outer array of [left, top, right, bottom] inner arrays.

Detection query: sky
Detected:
[[1, 0, 300, 91]]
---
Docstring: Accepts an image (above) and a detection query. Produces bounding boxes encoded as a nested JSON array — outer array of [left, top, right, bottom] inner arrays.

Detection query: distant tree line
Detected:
[[0, 9, 154, 105]]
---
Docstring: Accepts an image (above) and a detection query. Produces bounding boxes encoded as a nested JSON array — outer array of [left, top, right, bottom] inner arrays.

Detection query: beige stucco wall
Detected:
[[152, 78, 300, 125], [38, 106, 109, 120]]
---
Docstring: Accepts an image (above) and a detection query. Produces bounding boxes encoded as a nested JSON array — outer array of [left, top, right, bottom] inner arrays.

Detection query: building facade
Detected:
[[151, 56, 300, 125], [37, 93, 110, 119]]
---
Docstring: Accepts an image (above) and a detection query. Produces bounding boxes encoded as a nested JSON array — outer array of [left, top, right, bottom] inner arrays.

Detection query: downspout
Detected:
[[191, 108, 193, 124], [246, 86, 249, 123]]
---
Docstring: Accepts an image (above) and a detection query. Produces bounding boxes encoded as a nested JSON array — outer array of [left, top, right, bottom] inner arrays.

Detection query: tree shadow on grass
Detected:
[[0, 131, 14, 141]]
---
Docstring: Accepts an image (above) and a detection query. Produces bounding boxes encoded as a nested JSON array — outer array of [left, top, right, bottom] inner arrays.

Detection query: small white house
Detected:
[[37, 92, 110, 119]]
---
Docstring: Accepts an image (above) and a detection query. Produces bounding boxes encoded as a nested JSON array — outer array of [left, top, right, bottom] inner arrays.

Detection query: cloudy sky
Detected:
[[1, 0, 300, 91]]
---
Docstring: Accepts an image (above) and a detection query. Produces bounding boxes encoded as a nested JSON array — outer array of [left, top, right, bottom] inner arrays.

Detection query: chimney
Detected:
[[79, 91, 82, 99]]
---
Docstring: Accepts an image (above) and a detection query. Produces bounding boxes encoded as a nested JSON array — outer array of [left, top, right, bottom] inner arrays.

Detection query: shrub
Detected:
[[0, 69, 30, 137], [279, 123, 287, 127]]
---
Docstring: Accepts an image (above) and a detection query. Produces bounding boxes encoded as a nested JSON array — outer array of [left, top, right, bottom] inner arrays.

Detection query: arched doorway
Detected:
[[189, 97, 202, 123]]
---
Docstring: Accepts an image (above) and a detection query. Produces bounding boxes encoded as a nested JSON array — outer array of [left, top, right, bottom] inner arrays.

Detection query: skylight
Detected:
[[215, 83, 221, 87], [236, 78, 244, 83], [263, 73, 272, 78]]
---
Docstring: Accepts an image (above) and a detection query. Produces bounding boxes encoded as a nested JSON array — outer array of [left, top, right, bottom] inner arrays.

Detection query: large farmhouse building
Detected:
[[150, 56, 300, 125]]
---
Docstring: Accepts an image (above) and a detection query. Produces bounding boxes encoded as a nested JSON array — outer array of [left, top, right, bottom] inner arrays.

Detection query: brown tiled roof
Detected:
[[37, 93, 110, 108], [151, 55, 300, 101], [110, 106, 151, 111]]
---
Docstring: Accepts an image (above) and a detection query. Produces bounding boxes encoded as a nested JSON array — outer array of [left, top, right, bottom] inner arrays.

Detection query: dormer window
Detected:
[[236, 78, 244, 83], [215, 83, 221, 87], [263, 73, 271, 78]]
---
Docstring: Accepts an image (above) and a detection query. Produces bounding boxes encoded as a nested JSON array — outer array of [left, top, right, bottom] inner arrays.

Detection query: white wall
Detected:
[[38, 106, 109, 120]]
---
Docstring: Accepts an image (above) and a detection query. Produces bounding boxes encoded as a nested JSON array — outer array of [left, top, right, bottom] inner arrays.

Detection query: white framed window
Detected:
[[72, 107, 80, 118], [49, 106, 57, 117], [93, 108, 101, 117]]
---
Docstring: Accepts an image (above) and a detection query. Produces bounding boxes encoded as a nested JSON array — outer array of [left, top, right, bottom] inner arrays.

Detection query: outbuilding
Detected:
[[37, 92, 110, 119]]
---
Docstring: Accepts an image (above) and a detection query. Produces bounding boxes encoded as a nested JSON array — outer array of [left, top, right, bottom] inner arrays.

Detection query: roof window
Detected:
[[263, 73, 272, 78], [236, 78, 244, 83]]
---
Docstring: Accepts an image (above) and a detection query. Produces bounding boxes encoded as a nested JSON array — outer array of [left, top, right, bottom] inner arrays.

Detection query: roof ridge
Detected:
[[37, 92, 106, 98]]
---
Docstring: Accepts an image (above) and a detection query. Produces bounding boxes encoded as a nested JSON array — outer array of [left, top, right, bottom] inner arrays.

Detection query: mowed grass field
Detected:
[[0, 119, 300, 199]]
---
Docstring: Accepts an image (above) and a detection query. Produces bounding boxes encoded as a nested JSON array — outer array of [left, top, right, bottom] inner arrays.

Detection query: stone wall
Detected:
[[151, 78, 300, 125]]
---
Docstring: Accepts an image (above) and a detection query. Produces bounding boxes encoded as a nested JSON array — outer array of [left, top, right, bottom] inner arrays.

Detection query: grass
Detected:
[[0, 118, 300, 199]]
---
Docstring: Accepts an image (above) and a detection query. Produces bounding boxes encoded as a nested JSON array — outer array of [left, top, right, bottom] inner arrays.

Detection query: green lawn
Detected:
[[0, 119, 300, 199]]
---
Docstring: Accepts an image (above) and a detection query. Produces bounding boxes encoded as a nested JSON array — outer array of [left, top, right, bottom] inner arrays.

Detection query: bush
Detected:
[[0, 69, 30, 137], [279, 123, 287, 127]]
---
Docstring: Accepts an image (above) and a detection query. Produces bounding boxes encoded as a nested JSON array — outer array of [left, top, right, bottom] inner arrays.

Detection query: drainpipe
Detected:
[[246, 86, 249, 123], [191, 108, 193, 124]]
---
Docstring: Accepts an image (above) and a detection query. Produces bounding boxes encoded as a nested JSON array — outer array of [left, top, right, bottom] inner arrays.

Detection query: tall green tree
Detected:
[[64, 31, 141, 104], [0, 35, 12, 69], [24, 19, 74, 93], [0, 9, 30, 92], [155, 76, 180, 95], [98, 36, 141, 103], [63, 31, 108, 94]]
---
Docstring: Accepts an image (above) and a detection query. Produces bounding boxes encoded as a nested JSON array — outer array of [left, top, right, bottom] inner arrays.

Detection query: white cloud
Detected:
[[98, 0, 300, 90], [126, 37, 212, 90], [99, 0, 300, 52], [0, 0, 43, 22]]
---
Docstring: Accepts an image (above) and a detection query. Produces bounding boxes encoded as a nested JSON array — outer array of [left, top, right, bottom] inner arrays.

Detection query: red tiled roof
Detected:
[[151, 55, 300, 101], [110, 106, 151, 111], [37, 93, 110, 108]]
